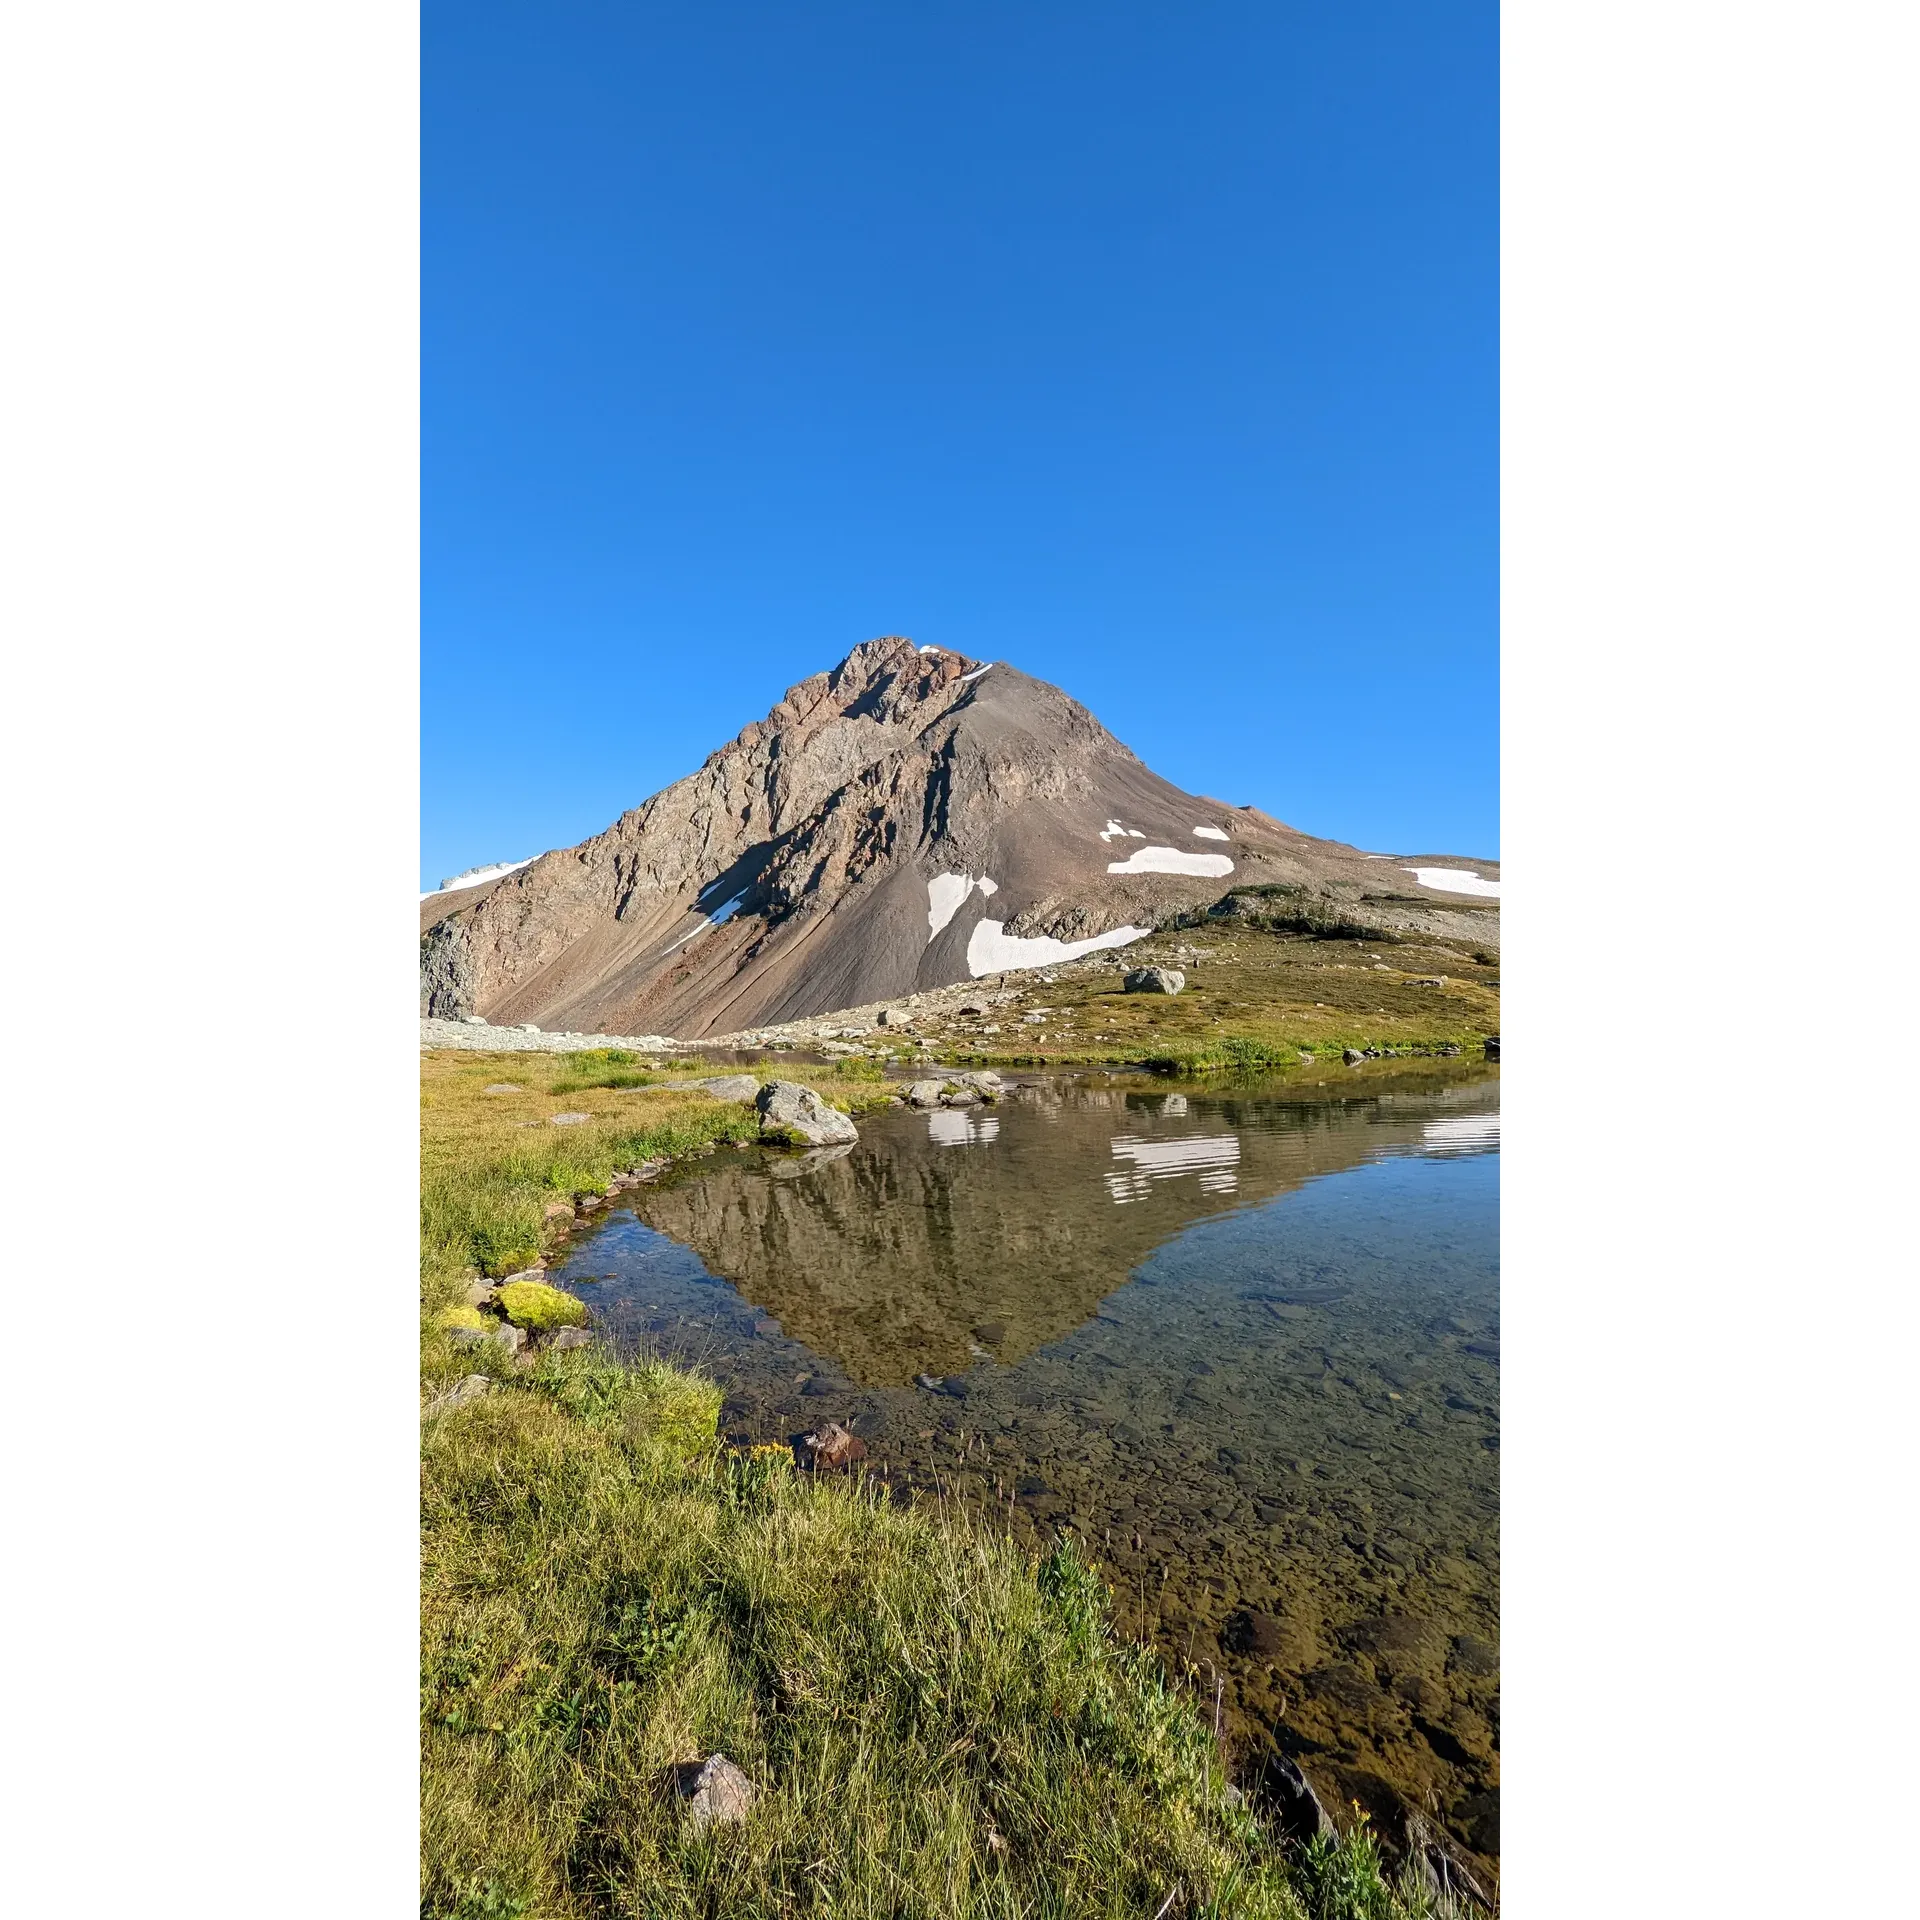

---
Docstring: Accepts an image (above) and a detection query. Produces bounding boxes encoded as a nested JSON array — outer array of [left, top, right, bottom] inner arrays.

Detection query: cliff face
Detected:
[[420, 636, 1496, 1037]]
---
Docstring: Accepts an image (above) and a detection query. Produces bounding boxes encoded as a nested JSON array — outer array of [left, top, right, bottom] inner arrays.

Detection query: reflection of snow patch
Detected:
[[1161, 1094, 1188, 1117], [1422, 1113, 1500, 1155], [1106, 846, 1235, 878], [928, 1109, 1000, 1147], [1192, 825, 1230, 842], [661, 890, 750, 954], [1104, 1132, 1240, 1204], [1405, 867, 1501, 898], [966, 918, 1150, 977], [927, 873, 1001, 942], [422, 856, 535, 900]]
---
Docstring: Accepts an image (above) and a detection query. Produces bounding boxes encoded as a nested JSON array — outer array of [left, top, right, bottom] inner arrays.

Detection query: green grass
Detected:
[[421, 1050, 1477, 1918]]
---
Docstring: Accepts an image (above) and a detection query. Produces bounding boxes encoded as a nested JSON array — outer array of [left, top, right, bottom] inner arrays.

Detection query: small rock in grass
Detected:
[[1342, 1047, 1365, 1065], [499, 1265, 546, 1284], [488, 1322, 527, 1354], [448, 1326, 488, 1348], [676, 1753, 756, 1829], [496, 1280, 587, 1331], [683, 1074, 762, 1104], [431, 1373, 494, 1412], [795, 1421, 866, 1470], [544, 1326, 593, 1353], [551, 1112, 591, 1126]]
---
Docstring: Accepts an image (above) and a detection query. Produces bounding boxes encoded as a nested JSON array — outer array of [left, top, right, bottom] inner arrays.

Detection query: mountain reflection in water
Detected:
[[553, 1068, 1500, 1877]]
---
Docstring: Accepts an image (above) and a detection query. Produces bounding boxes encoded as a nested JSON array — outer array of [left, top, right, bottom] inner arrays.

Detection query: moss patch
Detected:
[[495, 1280, 588, 1331]]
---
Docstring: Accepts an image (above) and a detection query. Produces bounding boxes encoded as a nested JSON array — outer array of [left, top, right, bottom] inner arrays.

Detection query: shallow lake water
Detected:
[[550, 1067, 1500, 1869]]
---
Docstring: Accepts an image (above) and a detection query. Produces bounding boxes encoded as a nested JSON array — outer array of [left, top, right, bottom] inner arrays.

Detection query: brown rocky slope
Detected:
[[420, 636, 1498, 1039]]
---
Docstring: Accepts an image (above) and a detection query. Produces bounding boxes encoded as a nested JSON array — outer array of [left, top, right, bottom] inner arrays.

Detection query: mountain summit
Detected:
[[420, 636, 1496, 1038]]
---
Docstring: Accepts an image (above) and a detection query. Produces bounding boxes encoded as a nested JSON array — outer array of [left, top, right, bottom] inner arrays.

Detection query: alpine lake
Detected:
[[547, 1061, 1500, 1875]]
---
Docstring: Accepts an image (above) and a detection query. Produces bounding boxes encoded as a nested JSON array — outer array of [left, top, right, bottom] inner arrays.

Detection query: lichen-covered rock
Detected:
[[427, 1373, 494, 1414], [496, 1280, 588, 1331], [756, 1081, 857, 1146], [435, 1305, 488, 1332], [1123, 966, 1186, 995]]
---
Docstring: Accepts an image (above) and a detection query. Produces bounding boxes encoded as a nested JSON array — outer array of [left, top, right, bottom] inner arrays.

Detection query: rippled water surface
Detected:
[[552, 1068, 1499, 1869]]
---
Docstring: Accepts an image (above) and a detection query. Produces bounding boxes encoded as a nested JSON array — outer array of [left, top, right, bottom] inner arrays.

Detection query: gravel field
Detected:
[[419, 1018, 688, 1054]]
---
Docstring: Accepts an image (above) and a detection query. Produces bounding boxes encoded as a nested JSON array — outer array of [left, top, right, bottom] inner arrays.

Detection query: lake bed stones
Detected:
[[757, 1080, 859, 1146], [1123, 967, 1186, 995]]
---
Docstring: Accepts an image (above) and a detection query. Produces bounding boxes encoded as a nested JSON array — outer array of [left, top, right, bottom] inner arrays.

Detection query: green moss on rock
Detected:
[[496, 1280, 588, 1331], [434, 1305, 488, 1332]]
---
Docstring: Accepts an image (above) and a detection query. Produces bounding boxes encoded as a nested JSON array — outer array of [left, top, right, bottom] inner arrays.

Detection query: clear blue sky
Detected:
[[424, 2, 1496, 890]]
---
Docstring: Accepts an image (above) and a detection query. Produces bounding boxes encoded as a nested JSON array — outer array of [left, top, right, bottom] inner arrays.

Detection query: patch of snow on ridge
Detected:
[[958, 664, 992, 683], [927, 873, 999, 941], [1107, 846, 1234, 878], [1192, 825, 1230, 842], [422, 856, 535, 900], [661, 890, 750, 954], [1098, 820, 1148, 842], [966, 918, 1150, 977], [1404, 867, 1501, 899]]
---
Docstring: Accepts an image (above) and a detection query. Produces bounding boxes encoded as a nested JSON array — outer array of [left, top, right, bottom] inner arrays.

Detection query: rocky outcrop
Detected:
[[1124, 967, 1186, 994], [756, 1081, 858, 1146], [421, 636, 1499, 1037]]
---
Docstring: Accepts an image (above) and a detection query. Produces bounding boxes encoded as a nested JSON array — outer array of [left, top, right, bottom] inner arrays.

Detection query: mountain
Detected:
[[420, 636, 1499, 1038]]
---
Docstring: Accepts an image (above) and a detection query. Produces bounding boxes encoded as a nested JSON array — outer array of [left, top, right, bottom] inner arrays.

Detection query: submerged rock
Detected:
[[757, 1081, 858, 1146], [794, 1421, 867, 1470]]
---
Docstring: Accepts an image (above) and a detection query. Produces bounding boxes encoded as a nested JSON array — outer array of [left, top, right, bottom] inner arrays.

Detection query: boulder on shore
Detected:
[[757, 1081, 858, 1146]]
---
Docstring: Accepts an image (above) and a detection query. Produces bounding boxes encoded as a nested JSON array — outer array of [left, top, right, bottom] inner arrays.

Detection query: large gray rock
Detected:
[[1123, 967, 1186, 995], [683, 1074, 763, 1104], [677, 1753, 756, 1829], [904, 1079, 949, 1109], [757, 1081, 858, 1146]]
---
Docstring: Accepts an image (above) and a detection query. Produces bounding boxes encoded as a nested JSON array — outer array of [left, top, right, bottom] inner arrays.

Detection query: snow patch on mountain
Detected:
[[1106, 846, 1235, 879], [965, 918, 1150, 977], [661, 890, 750, 954], [1192, 825, 1230, 842], [1404, 867, 1501, 899], [927, 873, 1000, 941], [1098, 820, 1147, 842], [422, 857, 535, 901]]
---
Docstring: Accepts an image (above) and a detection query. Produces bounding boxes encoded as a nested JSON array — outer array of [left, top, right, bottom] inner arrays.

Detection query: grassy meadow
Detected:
[[420, 1048, 1477, 1918]]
